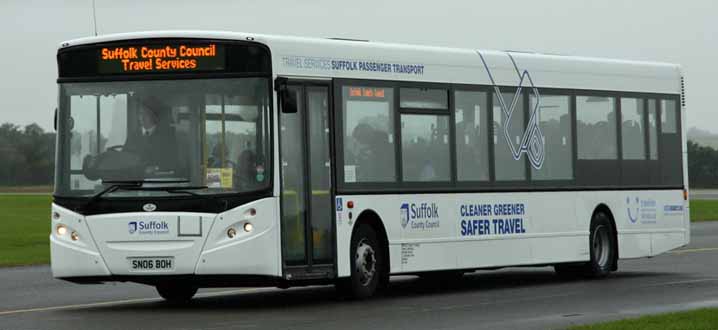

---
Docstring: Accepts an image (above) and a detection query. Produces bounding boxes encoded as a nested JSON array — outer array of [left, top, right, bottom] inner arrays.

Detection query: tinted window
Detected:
[[455, 91, 490, 181], [621, 98, 646, 160], [401, 114, 451, 182], [530, 94, 573, 180], [342, 86, 396, 183], [648, 100, 658, 160], [494, 91, 526, 181], [661, 99, 677, 133], [400, 88, 448, 109], [577, 96, 617, 160]]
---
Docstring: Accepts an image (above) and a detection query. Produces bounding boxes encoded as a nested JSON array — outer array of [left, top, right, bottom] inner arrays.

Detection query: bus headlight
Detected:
[[227, 227, 237, 238], [243, 222, 254, 233], [70, 231, 80, 241], [56, 224, 68, 236]]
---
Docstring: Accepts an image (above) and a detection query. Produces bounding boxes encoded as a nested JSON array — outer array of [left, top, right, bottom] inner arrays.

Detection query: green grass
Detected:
[[690, 200, 718, 222], [569, 308, 718, 330], [0, 185, 53, 193], [0, 195, 52, 266]]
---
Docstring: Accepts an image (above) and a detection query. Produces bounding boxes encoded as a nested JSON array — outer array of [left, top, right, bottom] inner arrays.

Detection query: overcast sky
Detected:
[[1, 0, 715, 132]]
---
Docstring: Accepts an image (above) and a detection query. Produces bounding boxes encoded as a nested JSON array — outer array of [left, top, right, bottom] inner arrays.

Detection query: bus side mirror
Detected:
[[275, 78, 297, 114]]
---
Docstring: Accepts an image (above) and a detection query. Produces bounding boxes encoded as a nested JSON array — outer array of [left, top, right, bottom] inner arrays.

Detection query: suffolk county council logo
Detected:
[[128, 221, 138, 234], [478, 51, 545, 169], [400, 202, 440, 230], [400, 203, 410, 228]]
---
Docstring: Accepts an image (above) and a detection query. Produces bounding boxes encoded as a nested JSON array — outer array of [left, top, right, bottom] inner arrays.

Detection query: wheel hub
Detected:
[[355, 238, 376, 286], [592, 224, 611, 267]]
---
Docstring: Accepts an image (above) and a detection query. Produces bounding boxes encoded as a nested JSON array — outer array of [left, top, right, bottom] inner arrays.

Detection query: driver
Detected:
[[124, 96, 176, 173]]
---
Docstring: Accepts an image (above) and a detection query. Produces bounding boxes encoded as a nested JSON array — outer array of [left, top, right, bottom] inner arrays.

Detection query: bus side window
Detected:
[[341, 86, 396, 183], [454, 90, 490, 182], [530, 94, 573, 181], [659, 99, 682, 185]]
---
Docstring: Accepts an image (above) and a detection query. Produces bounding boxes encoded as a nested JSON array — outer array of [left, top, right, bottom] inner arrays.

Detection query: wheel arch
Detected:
[[592, 203, 619, 271]]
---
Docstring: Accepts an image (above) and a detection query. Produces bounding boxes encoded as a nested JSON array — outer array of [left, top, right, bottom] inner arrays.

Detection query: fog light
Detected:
[[227, 227, 237, 238], [70, 231, 79, 241], [243, 222, 254, 233], [56, 224, 67, 236]]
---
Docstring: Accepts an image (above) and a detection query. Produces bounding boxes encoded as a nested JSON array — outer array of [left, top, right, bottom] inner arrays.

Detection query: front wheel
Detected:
[[156, 283, 198, 303], [336, 224, 385, 299]]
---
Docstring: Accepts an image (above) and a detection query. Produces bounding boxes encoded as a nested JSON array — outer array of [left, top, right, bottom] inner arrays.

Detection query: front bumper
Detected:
[[50, 197, 281, 281]]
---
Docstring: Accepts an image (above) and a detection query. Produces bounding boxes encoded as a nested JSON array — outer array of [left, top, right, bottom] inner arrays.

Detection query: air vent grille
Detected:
[[681, 76, 686, 108]]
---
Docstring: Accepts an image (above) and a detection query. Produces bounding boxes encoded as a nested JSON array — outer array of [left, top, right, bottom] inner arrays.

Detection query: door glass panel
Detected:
[[307, 87, 332, 264], [280, 86, 307, 265]]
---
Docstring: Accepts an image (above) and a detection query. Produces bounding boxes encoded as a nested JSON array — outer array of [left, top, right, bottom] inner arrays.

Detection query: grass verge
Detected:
[[0, 194, 51, 266], [569, 308, 718, 330], [690, 199, 718, 222], [0, 185, 53, 193]]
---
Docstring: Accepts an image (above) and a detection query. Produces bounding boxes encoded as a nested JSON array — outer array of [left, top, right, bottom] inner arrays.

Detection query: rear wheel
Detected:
[[554, 211, 616, 278], [585, 212, 616, 278], [336, 224, 385, 299], [156, 283, 198, 303]]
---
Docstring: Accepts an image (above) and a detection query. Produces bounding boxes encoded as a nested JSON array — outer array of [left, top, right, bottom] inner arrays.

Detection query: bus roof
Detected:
[[59, 30, 682, 94]]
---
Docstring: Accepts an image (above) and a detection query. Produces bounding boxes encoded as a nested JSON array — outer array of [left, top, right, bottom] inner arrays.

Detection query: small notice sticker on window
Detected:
[[344, 165, 357, 183], [206, 168, 233, 188]]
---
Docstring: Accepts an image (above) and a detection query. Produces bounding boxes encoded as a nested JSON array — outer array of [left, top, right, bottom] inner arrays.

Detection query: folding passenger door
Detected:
[[276, 79, 336, 280]]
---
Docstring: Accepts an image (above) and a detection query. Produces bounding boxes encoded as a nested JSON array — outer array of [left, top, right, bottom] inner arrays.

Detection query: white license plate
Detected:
[[129, 257, 175, 271]]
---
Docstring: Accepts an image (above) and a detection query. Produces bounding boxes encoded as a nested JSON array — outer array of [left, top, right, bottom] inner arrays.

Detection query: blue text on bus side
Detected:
[[459, 203, 527, 236], [402, 202, 440, 230]]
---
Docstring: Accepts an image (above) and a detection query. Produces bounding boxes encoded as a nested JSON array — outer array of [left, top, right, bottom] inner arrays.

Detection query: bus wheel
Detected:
[[340, 224, 384, 299], [156, 283, 198, 303], [585, 211, 616, 278], [554, 212, 616, 279]]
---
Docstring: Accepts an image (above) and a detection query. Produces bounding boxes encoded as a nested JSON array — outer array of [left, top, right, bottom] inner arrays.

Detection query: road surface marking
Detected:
[[641, 278, 718, 287], [0, 287, 272, 316], [670, 247, 718, 255]]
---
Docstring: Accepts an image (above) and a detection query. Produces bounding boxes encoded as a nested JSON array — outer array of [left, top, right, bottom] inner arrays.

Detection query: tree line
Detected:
[[1, 121, 718, 188], [0, 123, 55, 186]]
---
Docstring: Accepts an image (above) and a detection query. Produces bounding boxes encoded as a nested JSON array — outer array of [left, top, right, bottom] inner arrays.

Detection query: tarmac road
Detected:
[[691, 189, 718, 200], [1, 223, 717, 330]]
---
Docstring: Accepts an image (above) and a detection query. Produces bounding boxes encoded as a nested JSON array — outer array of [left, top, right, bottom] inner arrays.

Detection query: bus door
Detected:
[[277, 79, 335, 279]]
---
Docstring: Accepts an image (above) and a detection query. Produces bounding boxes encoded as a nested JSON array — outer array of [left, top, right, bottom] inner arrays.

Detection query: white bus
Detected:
[[51, 31, 689, 301]]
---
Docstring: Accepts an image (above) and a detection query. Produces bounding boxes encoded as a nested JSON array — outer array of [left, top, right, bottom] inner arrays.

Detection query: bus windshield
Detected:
[[55, 78, 271, 198]]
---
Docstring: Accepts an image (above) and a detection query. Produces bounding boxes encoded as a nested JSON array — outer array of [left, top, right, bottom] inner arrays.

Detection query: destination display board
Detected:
[[57, 40, 271, 78], [97, 43, 226, 74]]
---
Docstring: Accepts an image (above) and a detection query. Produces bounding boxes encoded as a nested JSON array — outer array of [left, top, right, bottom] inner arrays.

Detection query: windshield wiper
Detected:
[[82, 179, 206, 210]]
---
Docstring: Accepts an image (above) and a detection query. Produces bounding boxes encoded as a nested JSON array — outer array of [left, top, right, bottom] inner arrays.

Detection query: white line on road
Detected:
[[670, 247, 718, 254], [0, 287, 273, 317]]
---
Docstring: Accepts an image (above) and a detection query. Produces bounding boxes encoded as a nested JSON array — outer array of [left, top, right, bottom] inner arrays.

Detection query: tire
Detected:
[[585, 212, 616, 278], [156, 283, 198, 303], [337, 224, 385, 299], [554, 212, 616, 279]]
